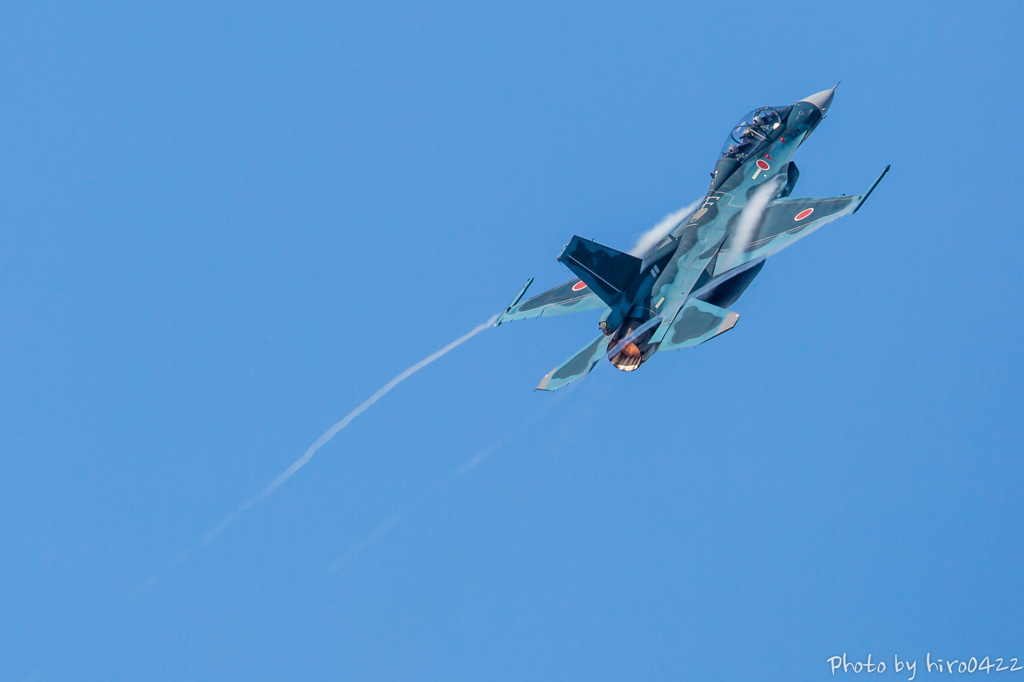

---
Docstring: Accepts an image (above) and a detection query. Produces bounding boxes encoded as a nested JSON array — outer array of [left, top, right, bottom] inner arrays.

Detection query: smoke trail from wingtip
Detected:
[[199, 314, 499, 545], [329, 512, 405, 570], [326, 433, 512, 572], [629, 199, 702, 257], [718, 177, 783, 272], [132, 315, 497, 595], [328, 392, 571, 572]]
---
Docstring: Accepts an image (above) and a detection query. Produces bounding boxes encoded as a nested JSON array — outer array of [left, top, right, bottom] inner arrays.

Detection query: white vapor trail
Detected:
[[629, 199, 702, 257], [327, 428, 522, 572], [131, 315, 497, 596], [200, 314, 498, 544], [718, 177, 783, 272], [329, 512, 405, 570], [328, 392, 573, 572]]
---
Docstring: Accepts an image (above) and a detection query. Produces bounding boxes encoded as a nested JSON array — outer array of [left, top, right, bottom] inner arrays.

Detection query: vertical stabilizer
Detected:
[[557, 236, 642, 308]]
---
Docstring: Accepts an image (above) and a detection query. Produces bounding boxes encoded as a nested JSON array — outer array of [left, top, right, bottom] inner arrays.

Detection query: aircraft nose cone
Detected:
[[799, 84, 837, 116]]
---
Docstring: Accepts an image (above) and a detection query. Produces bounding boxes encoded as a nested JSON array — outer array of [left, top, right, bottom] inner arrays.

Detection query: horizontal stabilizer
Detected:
[[557, 236, 642, 308], [657, 299, 739, 352], [536, 333, 609, 391]]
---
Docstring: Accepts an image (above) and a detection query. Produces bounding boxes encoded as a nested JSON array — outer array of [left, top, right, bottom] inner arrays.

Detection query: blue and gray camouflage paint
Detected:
[[494, 85, 889, 391]]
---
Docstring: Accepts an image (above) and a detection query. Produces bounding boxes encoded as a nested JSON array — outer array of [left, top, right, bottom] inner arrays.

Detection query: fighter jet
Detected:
[[494, 86, 889, 391]]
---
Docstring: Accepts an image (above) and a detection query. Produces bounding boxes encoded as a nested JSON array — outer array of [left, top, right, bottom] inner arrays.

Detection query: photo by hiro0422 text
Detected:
[[828, 652, 1023, 679]]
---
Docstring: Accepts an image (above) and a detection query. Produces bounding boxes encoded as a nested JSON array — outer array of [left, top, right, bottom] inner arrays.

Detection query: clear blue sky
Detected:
[[1, 1, 1021, 679]]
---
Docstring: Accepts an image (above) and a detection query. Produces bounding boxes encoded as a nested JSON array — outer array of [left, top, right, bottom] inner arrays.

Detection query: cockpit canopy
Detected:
[[721, 106, 785, 161]]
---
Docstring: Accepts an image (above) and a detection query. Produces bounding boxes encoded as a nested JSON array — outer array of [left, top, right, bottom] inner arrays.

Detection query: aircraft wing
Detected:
[[494, 278, 606, 326], [714, 166, 889, 277], [714, 195, 858, 275]]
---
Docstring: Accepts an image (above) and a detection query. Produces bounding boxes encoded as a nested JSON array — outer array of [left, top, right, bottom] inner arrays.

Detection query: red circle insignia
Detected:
[[794, 208, 815, 221], [572, 281, 588, 291], [756, 159, 770, 170]]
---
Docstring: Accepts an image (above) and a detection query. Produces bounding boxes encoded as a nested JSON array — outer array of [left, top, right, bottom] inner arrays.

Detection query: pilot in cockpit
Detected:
[[717, 106, 787, 177], [722, 107, 782, 160]]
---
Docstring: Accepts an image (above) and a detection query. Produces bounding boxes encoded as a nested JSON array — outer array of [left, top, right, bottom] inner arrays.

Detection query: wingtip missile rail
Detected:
[[853, 164, 891, 214], [494, 278, 534, 326]]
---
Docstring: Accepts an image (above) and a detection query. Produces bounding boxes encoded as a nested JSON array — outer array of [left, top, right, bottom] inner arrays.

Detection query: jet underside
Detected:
[[495, 86, 888, 391]]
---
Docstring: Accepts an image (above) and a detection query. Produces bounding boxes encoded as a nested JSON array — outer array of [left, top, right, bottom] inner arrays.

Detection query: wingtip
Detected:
[[535, 372, 554, 391], [495, 277, 536, 326], [718, 311, 741, 334]]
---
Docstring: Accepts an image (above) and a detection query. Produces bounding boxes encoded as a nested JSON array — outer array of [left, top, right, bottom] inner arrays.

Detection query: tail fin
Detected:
[[557, 236, 642, 308]]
